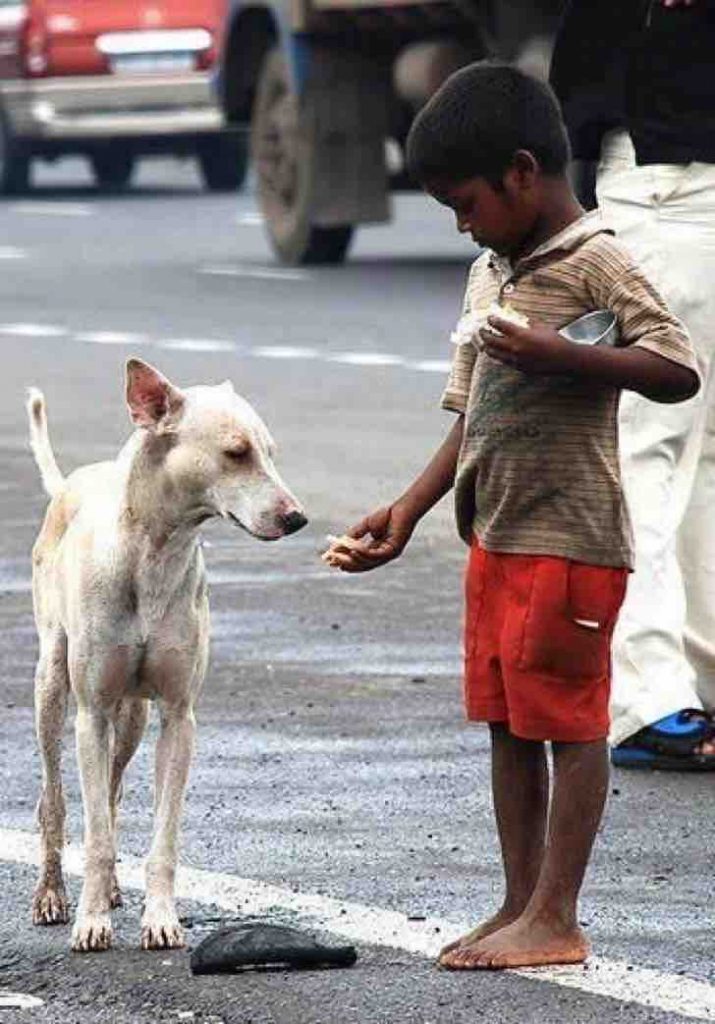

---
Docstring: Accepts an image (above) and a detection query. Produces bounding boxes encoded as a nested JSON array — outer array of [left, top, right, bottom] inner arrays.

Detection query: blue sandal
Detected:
[[611, 709, 715, 771]]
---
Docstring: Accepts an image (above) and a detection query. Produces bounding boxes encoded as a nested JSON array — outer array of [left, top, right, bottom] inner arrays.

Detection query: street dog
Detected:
[[27, 359, 306, 952]]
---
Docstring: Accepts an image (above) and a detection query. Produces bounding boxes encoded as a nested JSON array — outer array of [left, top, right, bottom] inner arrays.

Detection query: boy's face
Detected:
[[427, 165, 538, 257]]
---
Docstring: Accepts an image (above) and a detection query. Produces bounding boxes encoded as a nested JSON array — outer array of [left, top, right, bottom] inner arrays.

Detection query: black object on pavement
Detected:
[[190, 922, 358, 974]]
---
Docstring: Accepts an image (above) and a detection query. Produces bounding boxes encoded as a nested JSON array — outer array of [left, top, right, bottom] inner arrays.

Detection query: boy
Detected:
[[323, 63, 699, 970]]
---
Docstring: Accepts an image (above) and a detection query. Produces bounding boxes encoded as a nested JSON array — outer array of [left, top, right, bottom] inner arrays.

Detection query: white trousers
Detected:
[[596, 130, 715, 744]]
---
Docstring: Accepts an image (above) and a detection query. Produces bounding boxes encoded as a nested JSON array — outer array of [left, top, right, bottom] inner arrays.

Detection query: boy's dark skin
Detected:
[[327, 154, 698, 969]]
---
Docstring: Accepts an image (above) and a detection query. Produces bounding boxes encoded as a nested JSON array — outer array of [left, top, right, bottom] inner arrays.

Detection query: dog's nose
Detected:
[[281, 510, 308, 535]]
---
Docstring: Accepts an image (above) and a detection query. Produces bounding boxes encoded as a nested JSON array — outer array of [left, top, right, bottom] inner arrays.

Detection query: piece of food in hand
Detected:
[[451, 302, 529, 349], [487, 300, 529, 330], [450, 309, 490, 347], [322, 533, 366, 568], [325, 533, 364, 552]]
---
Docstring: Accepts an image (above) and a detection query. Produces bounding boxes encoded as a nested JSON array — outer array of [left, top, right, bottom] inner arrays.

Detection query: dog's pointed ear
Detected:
[[219, 379, 235, 394], [126, 359, 185, 430]]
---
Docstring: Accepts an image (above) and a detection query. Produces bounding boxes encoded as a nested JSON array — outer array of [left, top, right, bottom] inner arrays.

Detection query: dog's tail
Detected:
[[26, 388, 64, 498]]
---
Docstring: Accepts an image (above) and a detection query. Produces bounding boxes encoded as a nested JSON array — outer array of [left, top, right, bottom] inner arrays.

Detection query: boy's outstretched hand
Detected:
[[322, 504, 415, 573], [480, 315, 578, 375]]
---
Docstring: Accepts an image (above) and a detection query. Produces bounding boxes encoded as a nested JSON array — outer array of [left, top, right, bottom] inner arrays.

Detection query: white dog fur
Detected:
[[27, 358, 306, 952]]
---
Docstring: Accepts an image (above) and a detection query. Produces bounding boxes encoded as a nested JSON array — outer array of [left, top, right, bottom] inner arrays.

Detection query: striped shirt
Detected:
[[441, 211, 698, 568]]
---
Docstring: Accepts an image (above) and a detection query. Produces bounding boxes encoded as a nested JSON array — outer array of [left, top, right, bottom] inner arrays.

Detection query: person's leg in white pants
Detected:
[[679, 368, 715, 709], [596, 130, 715, 748]]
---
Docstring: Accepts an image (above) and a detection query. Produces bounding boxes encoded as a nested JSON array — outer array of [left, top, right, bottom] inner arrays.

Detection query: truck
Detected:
[[216, 0, 563, 263]]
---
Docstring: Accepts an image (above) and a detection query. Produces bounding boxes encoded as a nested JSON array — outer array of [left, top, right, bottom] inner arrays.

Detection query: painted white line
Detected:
[[237, 212, 264, 226], [11, 202, 92, 217], [0, 246, 26, 260], [410, 359, 452, 373], [250, 345, 319, 360], [199, 264, 309, 282], [75, 331, 148, 345], [0, 322, 67, 338], [329, 352, 404, 367], [2, 826, 714, 1021], [159, 339, 236, 353], [0, 992, 44, 1009]]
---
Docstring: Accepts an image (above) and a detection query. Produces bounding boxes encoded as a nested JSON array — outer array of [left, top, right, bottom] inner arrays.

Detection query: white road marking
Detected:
[[75, 331, 148, 345], [329, 352, 404, 367], [0, 247, 26, 260], [0, 991, 44, 1009], [250, 345, 319, 360], [159, 339, 236, 353], [237, 212, 264, 226], [199, 264, 309, 282], [0, 322, 67, 337], [3, 313, 449, 377], [2, 826, 714, 1021], [410, 359, 452, 373], [10, 202, 92, 217]]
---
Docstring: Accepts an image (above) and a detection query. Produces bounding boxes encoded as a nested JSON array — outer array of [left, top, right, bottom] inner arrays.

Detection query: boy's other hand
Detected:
[[321, 505, 415, 573], [480, 316, 578, 375]]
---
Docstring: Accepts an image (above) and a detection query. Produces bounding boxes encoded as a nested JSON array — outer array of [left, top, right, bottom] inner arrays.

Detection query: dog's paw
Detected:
[[140, 908, 184, 950], [32, 884, 70, 926], [72, 913, 113, 953]]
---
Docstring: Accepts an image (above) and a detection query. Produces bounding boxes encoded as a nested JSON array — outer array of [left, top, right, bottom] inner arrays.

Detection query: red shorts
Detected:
[[464, 543, 628, 742]]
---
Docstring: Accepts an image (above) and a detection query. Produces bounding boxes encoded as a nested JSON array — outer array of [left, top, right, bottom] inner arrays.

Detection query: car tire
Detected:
[[197, 133, 248, 192], [0, 112, 31, 195], [91, 149, 135, 192], [251, 47, 354, 265]]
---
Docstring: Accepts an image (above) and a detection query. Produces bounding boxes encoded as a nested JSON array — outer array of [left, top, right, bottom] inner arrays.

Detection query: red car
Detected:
[[0, 0, 247, 192]]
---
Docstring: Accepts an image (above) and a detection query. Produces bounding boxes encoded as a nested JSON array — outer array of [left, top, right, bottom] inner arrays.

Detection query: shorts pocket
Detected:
[[518, 559, 626, 680]]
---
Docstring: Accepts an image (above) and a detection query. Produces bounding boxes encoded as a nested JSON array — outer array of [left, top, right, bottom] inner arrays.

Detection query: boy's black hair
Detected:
[[406, 61, 571, 187]]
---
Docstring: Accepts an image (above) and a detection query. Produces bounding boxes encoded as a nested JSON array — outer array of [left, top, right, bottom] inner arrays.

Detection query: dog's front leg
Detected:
[[72, 702, 115, 952], [141, 700, 196, 950]]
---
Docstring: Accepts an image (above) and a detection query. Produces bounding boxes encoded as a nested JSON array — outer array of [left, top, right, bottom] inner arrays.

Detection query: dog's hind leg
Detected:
[[32, 630, 70, 926], [108, 698, 149, 908]]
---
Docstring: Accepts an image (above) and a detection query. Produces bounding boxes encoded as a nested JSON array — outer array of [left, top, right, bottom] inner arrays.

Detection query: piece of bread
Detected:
[[488, 300, 529, 329], [322, 533, 365, 567], [451, 302, 529, 348], [450, 310, 487, 347]]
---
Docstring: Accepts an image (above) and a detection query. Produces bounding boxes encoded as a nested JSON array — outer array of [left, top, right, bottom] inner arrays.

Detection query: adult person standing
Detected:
[[550, 0, 715, 769]]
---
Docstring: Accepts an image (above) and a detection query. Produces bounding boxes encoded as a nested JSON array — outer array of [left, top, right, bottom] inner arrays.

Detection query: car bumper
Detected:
[[1, 73, 224, 141]]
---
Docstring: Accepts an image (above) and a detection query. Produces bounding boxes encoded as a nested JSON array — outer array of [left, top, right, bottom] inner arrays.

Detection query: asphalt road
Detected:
[[0, 156, 713, 1024]]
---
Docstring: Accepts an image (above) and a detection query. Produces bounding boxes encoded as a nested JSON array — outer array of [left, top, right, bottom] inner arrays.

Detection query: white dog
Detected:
[[27, 359, 306, 952]]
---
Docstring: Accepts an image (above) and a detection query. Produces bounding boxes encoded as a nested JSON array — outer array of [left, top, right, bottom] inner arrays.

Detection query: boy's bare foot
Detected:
[[439, 915, 589, 970], [438, 908, 520, 965]]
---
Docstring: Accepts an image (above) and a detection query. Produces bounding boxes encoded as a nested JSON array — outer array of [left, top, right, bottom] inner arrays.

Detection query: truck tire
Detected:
[[91, 149, 135, 192], [198, 133, 248, 192], [0, 112, 30, 195], [251, 47, 353, 265]]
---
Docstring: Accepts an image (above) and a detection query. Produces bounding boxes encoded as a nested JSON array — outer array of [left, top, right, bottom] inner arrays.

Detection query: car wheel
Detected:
[[91, 149, 135, 192], [197, 133, 248, 192], [0, 112, 31, 195], [251, 47, 354, 265]]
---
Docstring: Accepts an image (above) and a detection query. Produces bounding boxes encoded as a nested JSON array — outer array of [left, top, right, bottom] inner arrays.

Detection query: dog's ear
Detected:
[[126, 359, 185, 430]]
